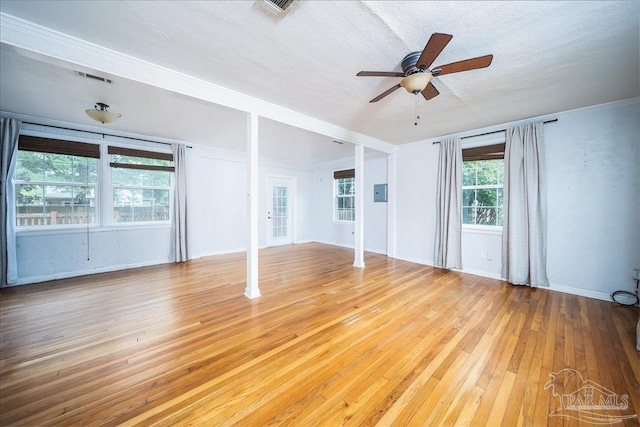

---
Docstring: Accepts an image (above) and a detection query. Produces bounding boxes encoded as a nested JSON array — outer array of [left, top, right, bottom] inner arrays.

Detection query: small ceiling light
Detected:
[[85, 102, 121, 124], [400, 72, 433, 94]]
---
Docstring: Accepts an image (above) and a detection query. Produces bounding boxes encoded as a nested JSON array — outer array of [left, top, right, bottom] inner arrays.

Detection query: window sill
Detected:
[[333, 220, 355, 225], [16, 223, 171, 237], [462, 225, 503, 235]]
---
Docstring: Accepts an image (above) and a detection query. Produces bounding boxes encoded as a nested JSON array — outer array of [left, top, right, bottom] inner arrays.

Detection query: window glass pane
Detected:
[[111, 153, 172, 223], [335, 177, 355, 222], [113, 188, 136, 222], [476, 159, 501, 185], [72, 157, 98, 184], [15, 151, 99, 227], [462, 159, 504, 226], [463, 162, 477, 186], [462, 207, 474, 225], [112, 168, 170, 187], [113, 188, 169, 222], [462, 189, 476, 207], [15, 151, 45, 181], [476, 188, 497, 207], [475, 207, 497, 226], [16, 184, 44, 226]]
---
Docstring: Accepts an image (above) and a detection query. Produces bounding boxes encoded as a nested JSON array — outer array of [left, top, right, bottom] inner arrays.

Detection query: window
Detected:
[[462, 144, 504, 227], [109, 146, 174, 223], [15, 136, 99, 227], [334, 169, 355, 222]]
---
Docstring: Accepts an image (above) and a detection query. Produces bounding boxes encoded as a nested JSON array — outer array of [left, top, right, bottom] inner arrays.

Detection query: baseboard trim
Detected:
[[547, 283, 612, 303], [14, 259, 172, 286], [197, 248, 247, 258], [312, 240, 387, 256], [461, 268, 502, 281], [390, 254, 613, 302]]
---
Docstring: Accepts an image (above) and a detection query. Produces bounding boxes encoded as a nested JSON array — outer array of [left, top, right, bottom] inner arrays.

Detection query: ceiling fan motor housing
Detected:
[[401, 51, 424, 75]]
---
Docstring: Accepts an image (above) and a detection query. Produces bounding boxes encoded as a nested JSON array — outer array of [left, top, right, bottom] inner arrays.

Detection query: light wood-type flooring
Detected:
[[1, 243, 638, 426]]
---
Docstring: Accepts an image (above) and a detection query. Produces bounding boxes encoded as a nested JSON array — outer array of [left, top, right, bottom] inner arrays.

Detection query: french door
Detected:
[[266, 175, 295, 247]]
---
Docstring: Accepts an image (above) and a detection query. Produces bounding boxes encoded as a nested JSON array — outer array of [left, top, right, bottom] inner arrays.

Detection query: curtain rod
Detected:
[[431, 119, 558, 145], [22, 121, 192, 148]]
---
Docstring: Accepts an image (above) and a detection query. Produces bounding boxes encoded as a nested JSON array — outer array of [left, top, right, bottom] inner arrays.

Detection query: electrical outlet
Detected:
[[487, 252, 493, 261], [634, 269, 640, 280]]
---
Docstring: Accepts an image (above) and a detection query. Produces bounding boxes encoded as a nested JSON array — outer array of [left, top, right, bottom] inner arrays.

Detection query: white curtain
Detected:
[[502, 122, 548, 287], [170, 143, 188, 262], [434, 138, 462, 269], [1, 118, 21, 287]]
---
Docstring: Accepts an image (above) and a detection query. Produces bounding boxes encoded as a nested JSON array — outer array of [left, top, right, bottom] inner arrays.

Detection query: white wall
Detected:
[[394, 98, 639, 300], [545, 99, 639, 298], [312, 153, 388, 254]]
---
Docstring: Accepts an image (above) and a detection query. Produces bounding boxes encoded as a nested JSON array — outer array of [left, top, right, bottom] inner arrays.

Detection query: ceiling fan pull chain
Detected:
[[414, 94, 420, 126]]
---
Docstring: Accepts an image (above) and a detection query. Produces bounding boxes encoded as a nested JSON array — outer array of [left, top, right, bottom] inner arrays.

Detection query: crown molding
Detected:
[[0, 12, 396, 155]]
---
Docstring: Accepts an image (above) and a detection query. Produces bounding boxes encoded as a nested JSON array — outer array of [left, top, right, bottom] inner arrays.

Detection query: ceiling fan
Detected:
[[357, 33, 493, 103]]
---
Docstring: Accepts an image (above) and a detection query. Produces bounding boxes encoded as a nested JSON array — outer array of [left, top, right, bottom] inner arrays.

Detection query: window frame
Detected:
[[461, 143, 505, 230], [108, 145, 174, 226], [14, 134, 101, 230], [333, 169, 355, 223], [13, 131, 175, 232]]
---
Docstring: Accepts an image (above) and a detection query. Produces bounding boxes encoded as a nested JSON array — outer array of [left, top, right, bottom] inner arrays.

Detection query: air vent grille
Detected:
[[255, 0, 296, 18], [75, 71, 114, 85]]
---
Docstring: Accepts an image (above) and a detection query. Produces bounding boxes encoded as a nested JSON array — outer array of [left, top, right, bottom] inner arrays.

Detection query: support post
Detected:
[[245, 112, 261, 299], [353, 144, 365, 268], [386, 153, 397, 258]]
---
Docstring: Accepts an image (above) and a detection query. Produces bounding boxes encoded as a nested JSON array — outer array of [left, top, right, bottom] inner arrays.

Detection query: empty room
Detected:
[[0, 1, 638, 426]]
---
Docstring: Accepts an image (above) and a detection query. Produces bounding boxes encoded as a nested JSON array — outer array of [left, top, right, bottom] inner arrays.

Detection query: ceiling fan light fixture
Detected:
[[400, 72, 433, 95], [85, 102, 121, 124]]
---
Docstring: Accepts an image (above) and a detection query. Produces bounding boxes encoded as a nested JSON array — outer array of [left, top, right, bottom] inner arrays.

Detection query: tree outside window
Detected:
[[462, 159, 504, 226]]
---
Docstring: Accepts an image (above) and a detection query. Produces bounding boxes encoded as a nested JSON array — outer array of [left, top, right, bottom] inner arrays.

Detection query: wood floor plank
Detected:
[[1, 243, 638, 426]]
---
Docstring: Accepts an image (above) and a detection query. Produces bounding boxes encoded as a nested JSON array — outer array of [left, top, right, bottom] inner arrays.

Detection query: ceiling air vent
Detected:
[[75, 71, 114, 85], [254, 0, 297, 18]]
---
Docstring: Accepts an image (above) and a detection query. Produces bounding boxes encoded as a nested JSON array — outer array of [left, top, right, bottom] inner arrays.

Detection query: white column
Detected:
[[386, 153, 397, 258], [354, 144, 365, 268], [245, 112, 261, 299]]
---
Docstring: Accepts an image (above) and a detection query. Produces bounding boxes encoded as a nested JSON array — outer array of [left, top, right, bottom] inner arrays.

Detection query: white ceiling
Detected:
[[0, 1, 638, 164]]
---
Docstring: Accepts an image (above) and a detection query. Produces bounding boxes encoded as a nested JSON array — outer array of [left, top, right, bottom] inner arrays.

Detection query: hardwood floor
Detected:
[[1, 243, 638, 426]]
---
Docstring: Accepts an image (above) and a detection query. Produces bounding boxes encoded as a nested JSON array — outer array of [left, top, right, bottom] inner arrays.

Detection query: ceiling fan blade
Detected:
[[370, 84, 402, 103], [421, 82, 439, 100], [432, 55, 493, 76], [416, 33, 453, 70], [357, 71, 405, 77]]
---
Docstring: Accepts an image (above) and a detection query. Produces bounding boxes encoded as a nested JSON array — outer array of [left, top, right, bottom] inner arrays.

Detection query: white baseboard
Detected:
[[14, 258, 172, 286], [312, 240, 387, 256], [461, 268, 502, 281], [547, 282, 612, 303], [389, 254, 613, 303], [393, 254, 434, 267], [196, 247, 247, 258], [293, 239, 315, 245]]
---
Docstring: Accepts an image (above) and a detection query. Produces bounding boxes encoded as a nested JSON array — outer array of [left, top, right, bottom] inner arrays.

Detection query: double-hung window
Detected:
[[334, 169, 355, 222], [14, 135, 100, 227], [462, 144, 505, 227], [109, 146, 174, 223]]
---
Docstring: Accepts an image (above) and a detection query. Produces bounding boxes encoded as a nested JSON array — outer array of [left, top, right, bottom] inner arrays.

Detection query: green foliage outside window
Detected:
[[462, 159, 504, 226], [15, 151, 98, 226], [111, 154, 172, 222]]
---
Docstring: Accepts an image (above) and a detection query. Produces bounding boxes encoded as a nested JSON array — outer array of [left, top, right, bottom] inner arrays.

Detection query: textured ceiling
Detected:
[[0, 1, 638, 161]]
